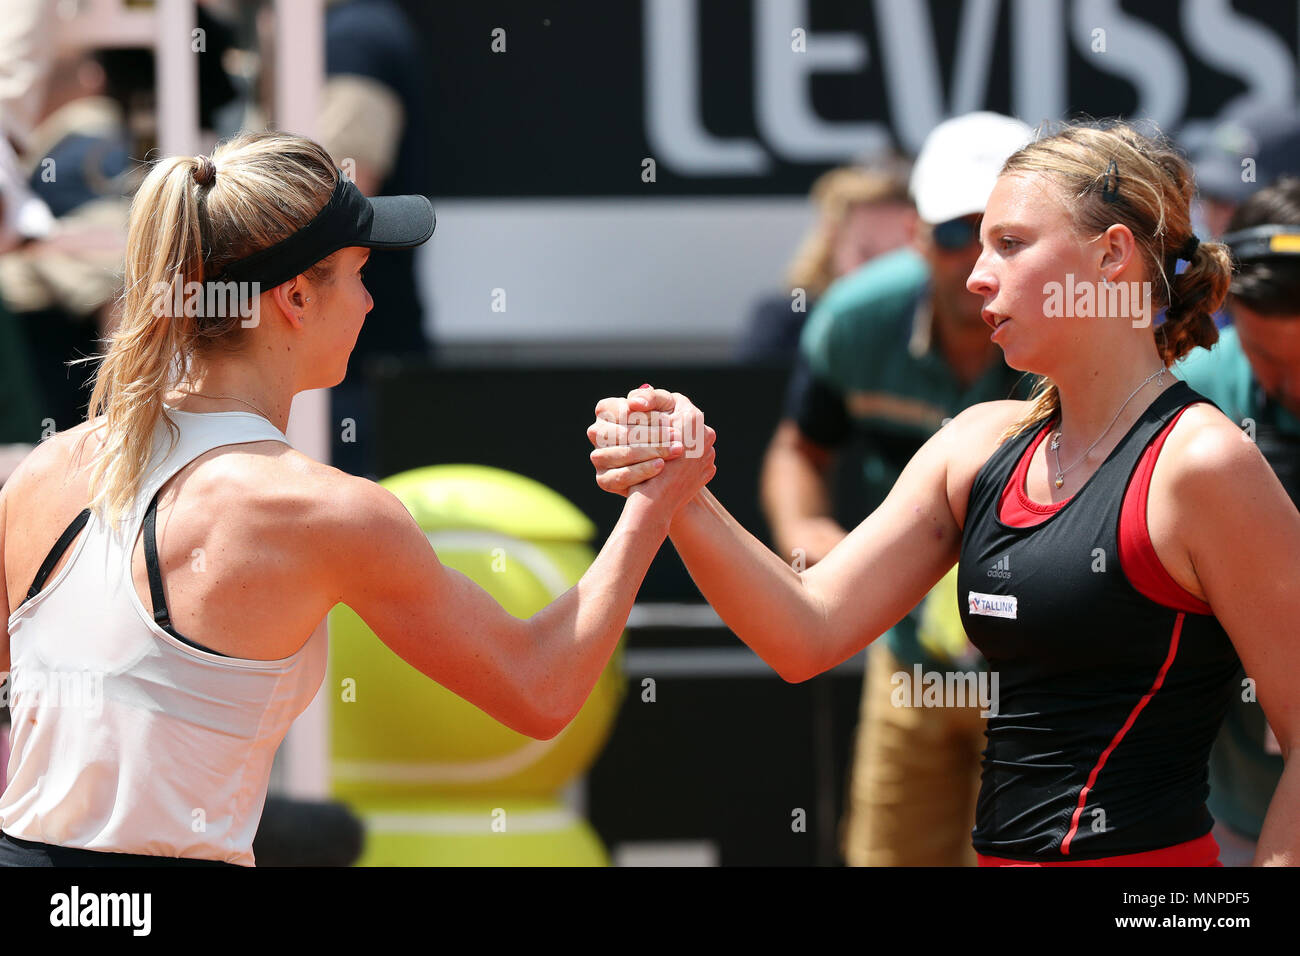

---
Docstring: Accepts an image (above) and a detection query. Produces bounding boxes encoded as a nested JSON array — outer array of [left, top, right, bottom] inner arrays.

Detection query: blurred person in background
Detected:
[[0, 42, 135, 435], [1192, 104, 1300, 245], [736, 162, 912, 365], [0, 0, 55, 251], [759, 112, 1035, 866], [1173, 178, 1300, 865], [0, 6, 240, 434], [319, 0, 432, 480]]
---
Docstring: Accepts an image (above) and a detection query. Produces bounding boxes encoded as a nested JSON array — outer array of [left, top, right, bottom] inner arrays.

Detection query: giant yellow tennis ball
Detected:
[[328, 465, 625, 801], [352, 793, 608, 867]]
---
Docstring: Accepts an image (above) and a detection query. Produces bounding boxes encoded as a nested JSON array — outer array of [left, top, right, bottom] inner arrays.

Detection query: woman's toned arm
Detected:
[[1171, 415, 1300, 867], [308, 406, 714, 741], [589, 389, 1004, 682]]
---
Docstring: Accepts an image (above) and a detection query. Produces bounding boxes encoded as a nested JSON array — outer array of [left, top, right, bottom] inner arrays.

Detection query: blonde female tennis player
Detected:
[[0, 131, 715, 866], [591, 123, 1300, 866]]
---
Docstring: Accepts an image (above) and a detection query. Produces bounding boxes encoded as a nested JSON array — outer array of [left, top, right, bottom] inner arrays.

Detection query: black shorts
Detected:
[[0, 829, 242, 867]]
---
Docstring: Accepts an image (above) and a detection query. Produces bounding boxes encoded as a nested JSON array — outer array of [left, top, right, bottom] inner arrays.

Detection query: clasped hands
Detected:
[[587, 385, 717, 508]]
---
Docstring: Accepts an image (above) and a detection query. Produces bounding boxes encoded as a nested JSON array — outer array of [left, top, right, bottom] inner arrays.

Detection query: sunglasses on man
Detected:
[[931, 215, 982, 251]]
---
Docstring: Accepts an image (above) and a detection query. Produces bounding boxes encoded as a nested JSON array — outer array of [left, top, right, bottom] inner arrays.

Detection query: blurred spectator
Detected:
[[759, 113, 1035, 866], [0, 0, 55, 252], [239, 0, 432, 477], [320, 0, 433, 479], [0, 0, 52, 146], [1193, 104, 1300, 241], [0, 0, 54, 479], [0, 43, 136, 433], [1173, 178, 1300, 865], [737, 163, 912, 365]]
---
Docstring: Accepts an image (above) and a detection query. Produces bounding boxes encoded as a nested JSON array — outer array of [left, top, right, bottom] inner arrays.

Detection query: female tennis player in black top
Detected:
[[588, 122, 1300, 866]]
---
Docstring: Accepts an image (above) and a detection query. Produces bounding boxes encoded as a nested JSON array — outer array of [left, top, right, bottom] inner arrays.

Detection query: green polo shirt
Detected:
[[1173, 326, 1296, 839], [797, 248, 1034, 670]]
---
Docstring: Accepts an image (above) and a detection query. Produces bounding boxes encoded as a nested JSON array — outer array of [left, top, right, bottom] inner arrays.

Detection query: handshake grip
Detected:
[[587, 386, 718, 499]]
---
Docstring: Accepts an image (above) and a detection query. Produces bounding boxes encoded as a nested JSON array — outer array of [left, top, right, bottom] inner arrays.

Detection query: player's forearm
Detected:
[[1254, 751, 1300, 866], [526, 493, 669, 734], [760, 440, 847, 564], [669, 489, 827, 682]]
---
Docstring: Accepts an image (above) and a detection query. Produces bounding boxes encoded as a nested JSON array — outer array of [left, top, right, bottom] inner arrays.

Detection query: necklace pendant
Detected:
[[1054, 474, 1064, 489]]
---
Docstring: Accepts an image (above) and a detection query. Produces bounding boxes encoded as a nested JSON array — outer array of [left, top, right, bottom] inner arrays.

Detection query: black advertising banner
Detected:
[[398, 0, 1300, 197]]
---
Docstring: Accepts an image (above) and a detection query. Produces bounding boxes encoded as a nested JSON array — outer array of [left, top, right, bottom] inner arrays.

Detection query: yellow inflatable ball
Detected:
[[328, 465, 625, 801], [352, 793, 608, 867]]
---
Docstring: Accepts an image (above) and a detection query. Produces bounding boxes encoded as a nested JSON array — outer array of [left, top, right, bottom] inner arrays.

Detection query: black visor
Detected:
[[211, 172, 435, 289]]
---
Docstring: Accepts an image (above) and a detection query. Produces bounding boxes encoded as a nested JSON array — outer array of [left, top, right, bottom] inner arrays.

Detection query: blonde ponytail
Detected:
[[83, 132, 337, 529]]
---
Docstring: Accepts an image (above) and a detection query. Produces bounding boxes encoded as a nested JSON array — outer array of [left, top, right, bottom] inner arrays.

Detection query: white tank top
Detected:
[[0, 406, 328, 865]]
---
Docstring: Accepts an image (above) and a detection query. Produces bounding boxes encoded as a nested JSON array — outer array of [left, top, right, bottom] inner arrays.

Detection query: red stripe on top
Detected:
[[1117, 405, 1214, 614], [978, 830, 1221, 866], [998, 420, 1072, 523], [1059, 611, 1186, 855], [998, 406, 1213, 615]]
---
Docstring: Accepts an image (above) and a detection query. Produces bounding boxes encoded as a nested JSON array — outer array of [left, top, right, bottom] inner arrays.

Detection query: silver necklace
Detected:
[[174, 388, 274, 424], [1049, 366, 1167, 489]]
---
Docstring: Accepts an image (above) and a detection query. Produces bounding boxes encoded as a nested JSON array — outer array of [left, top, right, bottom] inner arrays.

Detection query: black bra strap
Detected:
[[141, 490, 226, 657], [142, 490, 173, 631], [25, 508, 91, 602]]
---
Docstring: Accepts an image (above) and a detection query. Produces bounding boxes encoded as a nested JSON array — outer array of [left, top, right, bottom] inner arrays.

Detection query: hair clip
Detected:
[[1101, 160, 1121, 203]]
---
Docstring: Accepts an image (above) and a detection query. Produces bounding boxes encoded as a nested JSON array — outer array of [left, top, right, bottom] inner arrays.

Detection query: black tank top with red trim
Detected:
[[957, 380, 1241, 862]]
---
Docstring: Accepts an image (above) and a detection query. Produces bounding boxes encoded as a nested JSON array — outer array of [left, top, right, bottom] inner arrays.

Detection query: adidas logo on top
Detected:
[[986, 554, 1011, 580]]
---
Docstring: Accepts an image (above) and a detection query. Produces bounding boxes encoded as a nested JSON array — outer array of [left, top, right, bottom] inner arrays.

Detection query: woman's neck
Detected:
[[166, 358, 294, 434], [1050, 345, 1172, 459]]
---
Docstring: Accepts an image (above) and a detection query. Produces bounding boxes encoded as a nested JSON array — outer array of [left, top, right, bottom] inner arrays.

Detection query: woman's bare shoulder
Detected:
[[2, 418, 106, 496], [1156, 399, 1262, 486], [186, 441, 363, 518], [939, 400, 1036, 528], [943, 400, 1035, 466]]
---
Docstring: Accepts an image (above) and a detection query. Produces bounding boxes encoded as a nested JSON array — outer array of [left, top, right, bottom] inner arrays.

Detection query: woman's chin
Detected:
[[995, 342, 1044, 375]]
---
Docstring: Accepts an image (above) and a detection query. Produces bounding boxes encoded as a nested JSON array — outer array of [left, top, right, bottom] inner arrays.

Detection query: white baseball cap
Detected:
[[909, 112, 1034, 225]]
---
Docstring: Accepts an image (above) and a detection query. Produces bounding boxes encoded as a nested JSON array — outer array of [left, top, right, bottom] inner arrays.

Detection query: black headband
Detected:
[[208, 172, 435, 289]]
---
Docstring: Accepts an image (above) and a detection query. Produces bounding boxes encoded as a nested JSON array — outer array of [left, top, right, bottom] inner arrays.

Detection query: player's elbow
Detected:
[[493, 694, 568, 741], [776, 655, 819, 684], [519, 696, 573, 740], [528, 713, 570, 741]]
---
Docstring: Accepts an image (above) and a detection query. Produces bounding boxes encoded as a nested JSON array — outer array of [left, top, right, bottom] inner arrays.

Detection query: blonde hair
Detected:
[[83, 130, 338, 529], [996, 121, 1232, 444], [785, 165, 909, 299]]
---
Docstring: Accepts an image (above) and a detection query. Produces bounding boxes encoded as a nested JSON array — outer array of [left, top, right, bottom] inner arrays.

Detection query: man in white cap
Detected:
[[759, 111, 1033, 866]]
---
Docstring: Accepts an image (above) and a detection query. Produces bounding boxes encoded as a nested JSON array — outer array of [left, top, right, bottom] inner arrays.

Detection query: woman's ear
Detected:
[[268, 276, 311, 329], [1097, 223, 1138, 281]]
